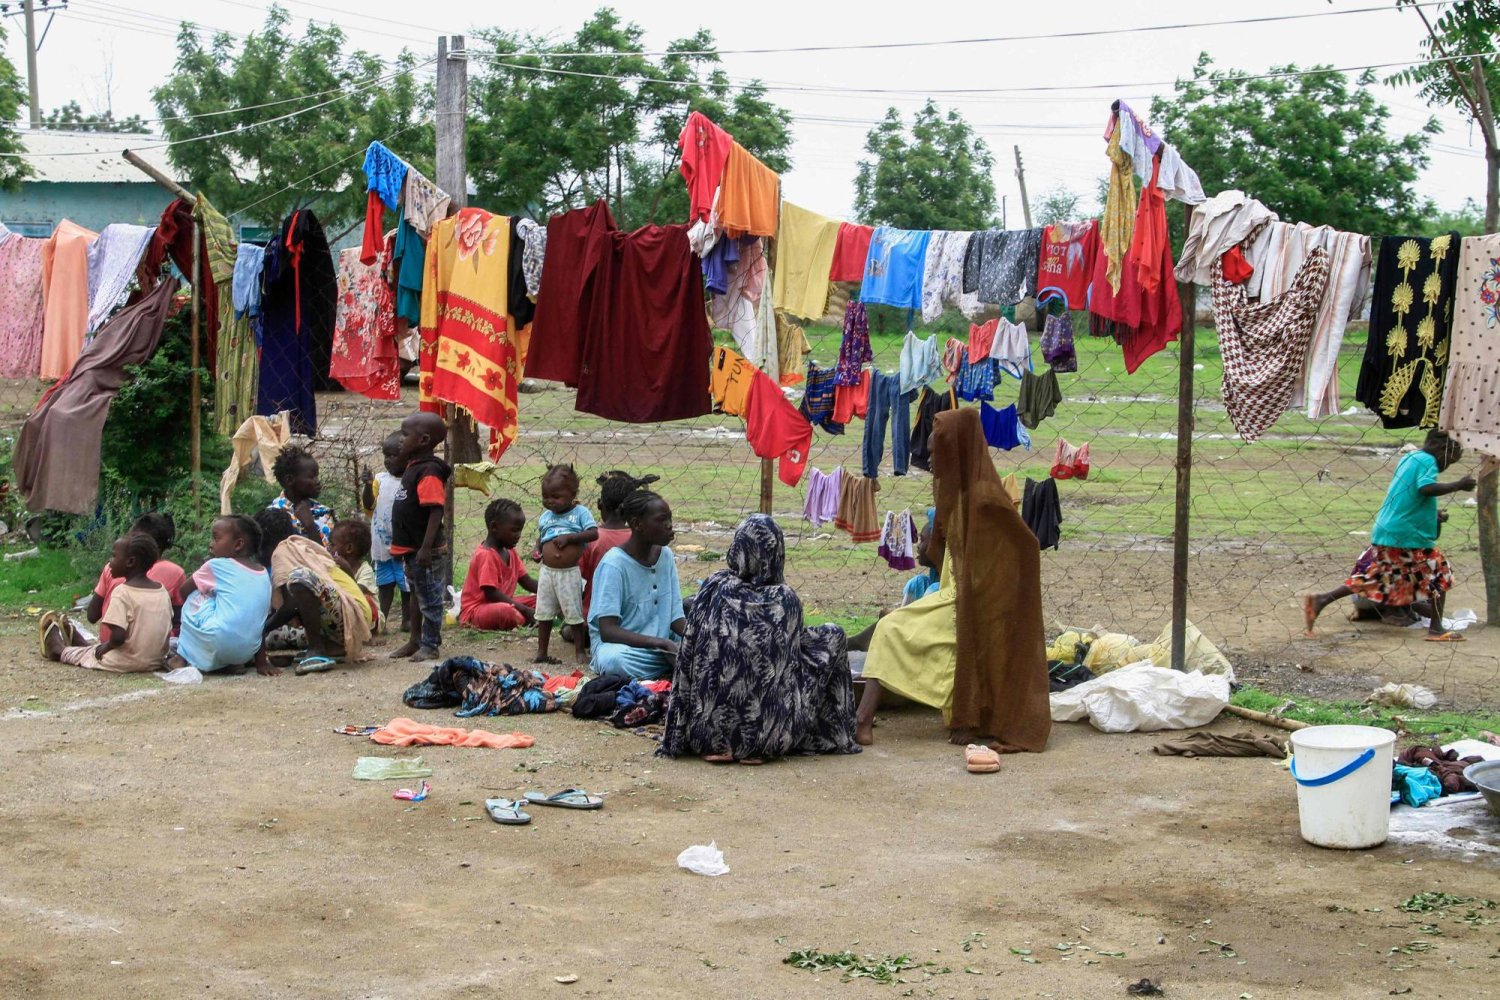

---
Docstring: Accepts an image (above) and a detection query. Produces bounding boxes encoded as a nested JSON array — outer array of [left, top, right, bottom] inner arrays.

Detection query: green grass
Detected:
[[1232, 686, 1500, 745], [0, 547, 95, 611]]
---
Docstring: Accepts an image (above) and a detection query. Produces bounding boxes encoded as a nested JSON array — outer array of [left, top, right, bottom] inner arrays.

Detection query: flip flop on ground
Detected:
[[965, 744, 1001, 774], [293, 655, 337, 675], [485, 798, 532, 825], [523, 788, 604, 810], [1424, 630, 1466, 643]]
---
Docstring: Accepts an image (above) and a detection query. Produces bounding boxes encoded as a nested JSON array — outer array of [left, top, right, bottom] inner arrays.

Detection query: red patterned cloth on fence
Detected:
[[331, 243, 401, 401], [419, 208, 520, 461], [1212, 247, 1331, 442], [1087, 156, 1182, 374], [1345, 544, 1453, 606], [0, 231, 46, 377]]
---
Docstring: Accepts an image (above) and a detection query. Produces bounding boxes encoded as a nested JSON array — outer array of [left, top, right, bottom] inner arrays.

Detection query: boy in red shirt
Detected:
[[388, 412, 450, 661]]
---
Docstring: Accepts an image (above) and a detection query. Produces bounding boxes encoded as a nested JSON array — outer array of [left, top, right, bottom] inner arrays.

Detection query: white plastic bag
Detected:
[[677, 841, 730, 876], [1050, 661, 1230, 733], [159, 666, 203, 685]]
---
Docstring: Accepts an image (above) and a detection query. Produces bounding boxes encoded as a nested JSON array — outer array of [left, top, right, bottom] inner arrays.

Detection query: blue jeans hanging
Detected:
[[863, 370, 912, 478]]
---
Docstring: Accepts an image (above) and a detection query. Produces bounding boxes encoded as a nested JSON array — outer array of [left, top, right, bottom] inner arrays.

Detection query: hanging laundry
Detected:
[[835, 301, 872, 385], [1051, 439, 1091, 480], [218, 412, 291, 514], [1109, 101, 1204, 204], [954, 356, 998, 402], [0, 230, 46, 378], [16, 280, 176, 515], [709, 344, 757, 417], [776, 311, 810, 385], [1087, 156, 1182, 374], [505, 225, 536, 343], [800, 361, 844, 435], [258, 209, 335, 435], [515, 217, 547, 299], [1213, 249, 1332, 442], [963, 228, 1043, 305], [878, 510, 918, 570], [419, 209, 521, 458], [1245, 221, 1372, 419], [709, 237, 767, 359], [908, 385, 954, 472], [702, 233, 741, 294], [678, 110, 733, 227], [862, 370, 912, 478], [860, 226, 931, 311], [193, 195, 257, 436], [967, 318, 998, 363], [752, 258, 782, 378], [361, 140, 408, 264], [232, 244, 264, 325], [1174, 191, 1278, 286], [899, 331, 942, 394], [922, 230, 984, 323], [835, 474, 881, 543], [1035, 219, 1099, 309], [718, 141, 779, 238], [829, 222, 874, 282], [38, 219, 99, 381], [1000, 472, 1023, 511], [1040, 309, 1077, 372], [1220, 246, 1254, 284], [803, 466, 844, 528], [831, 367, 870, 424], [1355, 232, 1462, 429], [1021, 478, 1063, 550], [528, 200, 614, 383], [331, 245, 401, 401], [743, 368, 813, 487], [402, 168, 451, 239], [980, 401, 1031, 451], [989, 317, 1032, 380], [135, 199, 222, 376], [1099, 128, 1137, 295], [85, 223, 155, 334], [1439, 233, 1500, 456], [773, 201, 839, 319], [941, 336, 967, 380], [1016, 368, 1062, 429]]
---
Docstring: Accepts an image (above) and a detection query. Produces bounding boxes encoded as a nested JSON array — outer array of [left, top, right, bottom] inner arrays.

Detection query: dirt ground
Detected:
[[2, 623, 1497, 1000]]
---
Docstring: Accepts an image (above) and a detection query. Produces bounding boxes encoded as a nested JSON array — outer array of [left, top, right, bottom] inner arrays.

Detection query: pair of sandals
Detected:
[[486, 788, 604, 826]]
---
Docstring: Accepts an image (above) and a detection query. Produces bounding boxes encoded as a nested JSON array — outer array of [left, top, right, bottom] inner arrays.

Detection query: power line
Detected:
[[233, 116, 428, 218]]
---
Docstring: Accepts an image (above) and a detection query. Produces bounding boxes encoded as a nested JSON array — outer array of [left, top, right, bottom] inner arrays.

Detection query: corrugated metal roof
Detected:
[[16, 130, 179, 184]]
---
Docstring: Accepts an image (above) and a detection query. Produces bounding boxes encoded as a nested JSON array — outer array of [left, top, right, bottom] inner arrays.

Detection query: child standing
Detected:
[[534, 463, 598, 664], [361, 432, 411, 632], [43, 533, 173, 673], [171, 515, 274, 674], [389, 411, 451, 662], [459, 498, 538, 631], [87, 512, 187, 639], [270, 444, 336, 547]]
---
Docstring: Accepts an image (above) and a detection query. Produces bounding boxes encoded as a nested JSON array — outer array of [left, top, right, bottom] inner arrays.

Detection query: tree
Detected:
[[0, 24, 31, 191], [1152, 54, 1437, 236], [853, 102, 997, 231], [1034, 184, 1088, 226], [1425, 197, 1487, 237], [152, 5, 431, 232], [43, 100, 146, 133], [468, 9, 792, 229]]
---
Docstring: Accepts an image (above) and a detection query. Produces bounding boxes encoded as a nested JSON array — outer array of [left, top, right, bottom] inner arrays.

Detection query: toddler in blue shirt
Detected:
[[534, 463, 598, 664]]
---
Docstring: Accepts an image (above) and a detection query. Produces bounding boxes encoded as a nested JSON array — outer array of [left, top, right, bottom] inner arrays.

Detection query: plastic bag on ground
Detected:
[[1046, 629, 1093, 664], [677, 841, 730, 876], [1050, 661, 1231, 733], [352, 756, 434, 781], [159, 666, 203, 685], [1366, 682, 1438, 710], [1082, 632, 1148, 674], [1145, 619, 1235, 681]]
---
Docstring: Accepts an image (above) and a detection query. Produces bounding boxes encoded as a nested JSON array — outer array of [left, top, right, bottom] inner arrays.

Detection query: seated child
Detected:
[[87, 512, 187, 638], [171, 515, 273, 675], [257, 507, 374, 675], [459, 498, 538, 631], [44, 532, 173, 673], [330, 519, 384, 633], [533, 463, 598, 665], [360, 432, 411, 631]]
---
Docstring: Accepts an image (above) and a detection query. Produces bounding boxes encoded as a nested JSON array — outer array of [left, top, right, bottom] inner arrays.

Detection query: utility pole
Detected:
[[22, 0, 40, 127], [1014, 145, 1032, 229]]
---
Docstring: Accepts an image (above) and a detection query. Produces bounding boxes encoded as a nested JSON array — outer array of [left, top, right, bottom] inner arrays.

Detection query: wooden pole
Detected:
[[1013, 145, 1032, 229], [189, 221, 203, 518], [121, 150, 196, 205], [435, 34, 471, 589], [22, 0, 40, 128], [1467, 57, 1500, 624], [1170, 203, 1196, 671], [759, 459, 774, 515], [1222, 704, 1308, 733]]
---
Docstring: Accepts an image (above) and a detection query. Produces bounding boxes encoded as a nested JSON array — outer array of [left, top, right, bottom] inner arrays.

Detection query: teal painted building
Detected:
[[0, 131, 186, 237]]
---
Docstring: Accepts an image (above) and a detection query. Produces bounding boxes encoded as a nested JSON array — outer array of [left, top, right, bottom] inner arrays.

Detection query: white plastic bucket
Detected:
[[1289, 725, 1396, 849]]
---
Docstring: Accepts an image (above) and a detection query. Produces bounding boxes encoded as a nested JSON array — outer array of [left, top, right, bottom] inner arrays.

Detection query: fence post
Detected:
[[759, 458, 774, 515], [190, 219, 202, 519], [435, 33, 469, 588], [1170, 204, 1196, 671]]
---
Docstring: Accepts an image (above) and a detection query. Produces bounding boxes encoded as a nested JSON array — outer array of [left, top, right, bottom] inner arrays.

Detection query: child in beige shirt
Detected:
[[44, 533, 173, 673]]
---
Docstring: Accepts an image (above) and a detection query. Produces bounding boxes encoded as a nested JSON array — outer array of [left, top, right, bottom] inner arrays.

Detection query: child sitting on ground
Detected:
[[533, 463, 598, 665], [87, 512, 187, 638], [360, 432, 410, 632], [459, 498, 538, 631], [580, 471, 659, 621], [170, 514, 274, 675], [388, 411, 451, 662], [270, 444, 336, 547], [330, 519, 383, 633], [258, 507, 373, 675], [44, 532, 173, 673]]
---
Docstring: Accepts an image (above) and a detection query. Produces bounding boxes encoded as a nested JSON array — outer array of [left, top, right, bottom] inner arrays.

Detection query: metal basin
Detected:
[[1463, 760, 1500, 818]]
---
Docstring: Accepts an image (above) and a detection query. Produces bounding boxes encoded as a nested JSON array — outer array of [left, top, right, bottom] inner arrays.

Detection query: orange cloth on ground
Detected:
[[370, 717, 535, 749], [709, 344, 757, 416], [718, 142, 779, 238], [542, 670, 585, 694], [39, 219, 99, 380]]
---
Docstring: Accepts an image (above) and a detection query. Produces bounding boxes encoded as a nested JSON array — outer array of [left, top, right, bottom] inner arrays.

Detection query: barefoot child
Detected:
[[534, 463, 598, 665], [331, 519, 382, 633], [43, 533, 173, 673], [259, 508, 374, 675], [270, 444, 336, 547], [459, 499, 538, 631], [171, 515, 274, 675], [1304, 430, 1477, 642], [389, 412, 451, 662], [360, 433, 410, 631], [87, 512, 187, 638]]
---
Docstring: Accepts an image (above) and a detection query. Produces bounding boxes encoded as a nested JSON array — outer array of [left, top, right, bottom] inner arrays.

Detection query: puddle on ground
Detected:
[[1387, 797, 1500, 862]]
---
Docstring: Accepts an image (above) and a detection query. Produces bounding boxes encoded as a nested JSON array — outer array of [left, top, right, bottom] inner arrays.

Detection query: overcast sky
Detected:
[[5, 0, 1487, 221]]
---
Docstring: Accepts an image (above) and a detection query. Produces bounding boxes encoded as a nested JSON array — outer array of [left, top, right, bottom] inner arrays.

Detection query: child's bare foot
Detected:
[[410, 645, 441, 662], [1302, 593, 1319, 636], [390, 639, 420, 659], [42, 620, 65, 661]]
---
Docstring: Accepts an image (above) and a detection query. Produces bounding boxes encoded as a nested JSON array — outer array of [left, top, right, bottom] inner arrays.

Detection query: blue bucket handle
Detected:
[[1290, 747, 1376, 787]]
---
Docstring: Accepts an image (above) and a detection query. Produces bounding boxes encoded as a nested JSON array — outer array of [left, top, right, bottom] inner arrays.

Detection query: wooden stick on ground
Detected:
[[1223, 704, 1310, 732]]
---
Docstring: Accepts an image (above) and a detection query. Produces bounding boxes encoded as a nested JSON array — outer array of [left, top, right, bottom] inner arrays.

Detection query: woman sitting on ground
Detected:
[[255, 507, 373, 675], [587, 490, 685, 681], [854, 408, 1051, 753], [659, 514, 861, 765]]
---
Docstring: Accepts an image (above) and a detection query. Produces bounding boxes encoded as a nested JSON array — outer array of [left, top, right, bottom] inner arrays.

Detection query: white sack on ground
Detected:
[[1051, 660, 1231, 733]]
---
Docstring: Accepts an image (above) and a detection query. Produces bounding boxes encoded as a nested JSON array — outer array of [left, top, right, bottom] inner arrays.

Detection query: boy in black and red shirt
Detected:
[[389, 411, 451, 661]]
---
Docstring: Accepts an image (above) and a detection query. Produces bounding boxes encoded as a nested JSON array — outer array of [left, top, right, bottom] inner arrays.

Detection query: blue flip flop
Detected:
[[485, 798, 532, 825], [293, 655, 337, 675], [523, 788, 604, 810]]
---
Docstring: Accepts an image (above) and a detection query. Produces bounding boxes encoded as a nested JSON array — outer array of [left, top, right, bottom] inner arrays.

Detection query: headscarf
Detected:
[[726, 512, 785, 586], [269, 534, 372, 661], [930, 408, 1050, 752]]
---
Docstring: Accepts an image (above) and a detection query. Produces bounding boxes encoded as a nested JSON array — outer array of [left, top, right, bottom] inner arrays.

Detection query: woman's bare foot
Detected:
[[389, 639, 420, 659], [1302, 593, 1318, 636]]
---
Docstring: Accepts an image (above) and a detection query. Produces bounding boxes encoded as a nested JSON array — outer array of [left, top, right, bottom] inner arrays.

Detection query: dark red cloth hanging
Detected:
[[526, 200, 617, 384], [360, 190, 385, 266], [134, 198, 220, 377], [1087, 158, 1181, 374]]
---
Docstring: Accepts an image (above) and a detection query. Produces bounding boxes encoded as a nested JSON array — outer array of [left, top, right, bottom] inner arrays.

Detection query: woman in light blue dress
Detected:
[[587, 491, 684, 681]]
